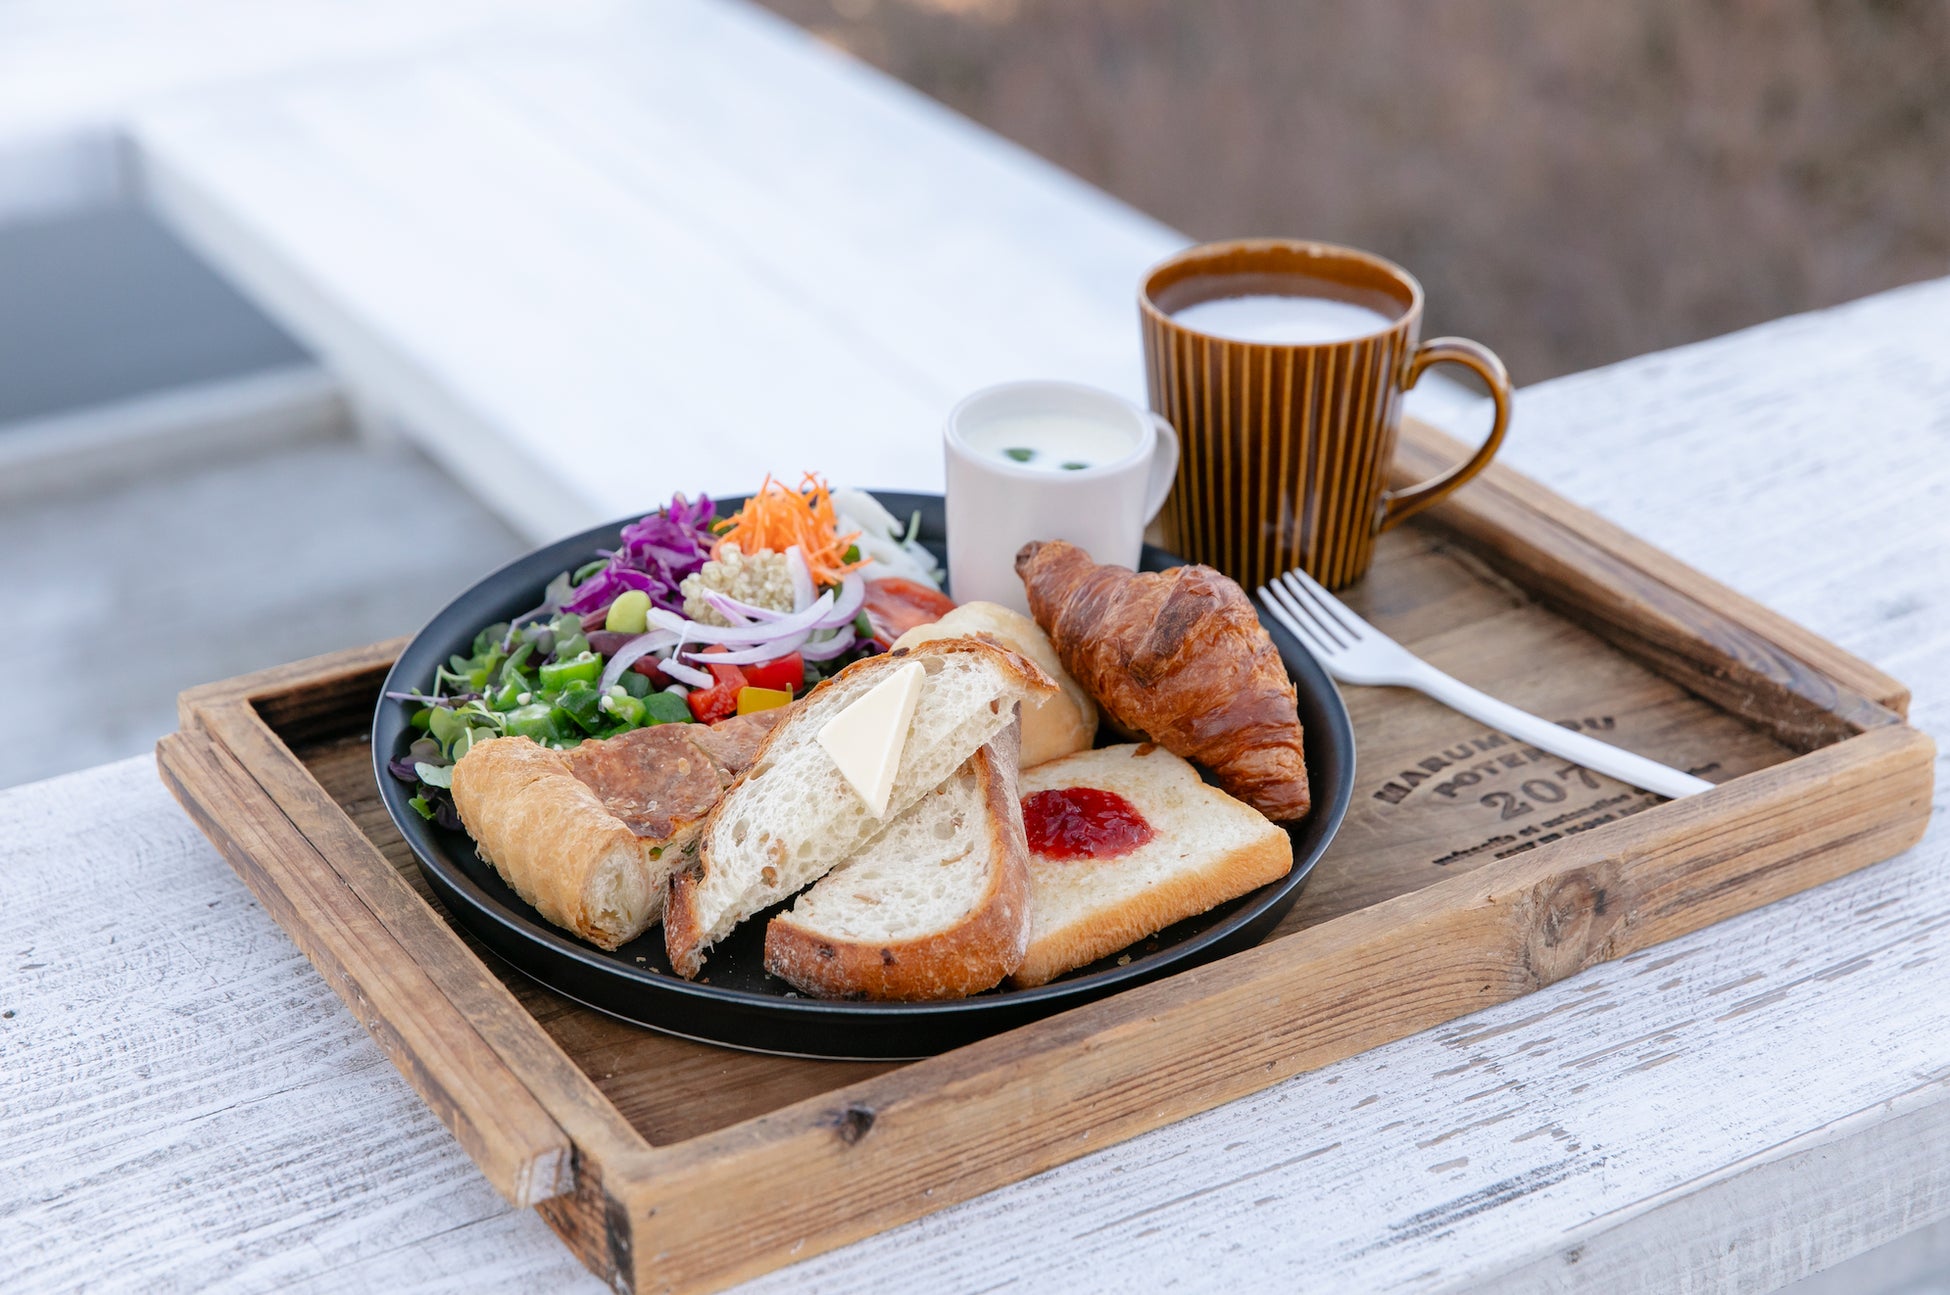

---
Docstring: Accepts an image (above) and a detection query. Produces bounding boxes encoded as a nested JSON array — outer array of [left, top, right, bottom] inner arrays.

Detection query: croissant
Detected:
[[1015, 540, 1311, 821]]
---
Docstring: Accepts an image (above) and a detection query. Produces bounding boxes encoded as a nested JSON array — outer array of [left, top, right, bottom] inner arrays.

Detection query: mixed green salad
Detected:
[[388, 479, 953, 827]]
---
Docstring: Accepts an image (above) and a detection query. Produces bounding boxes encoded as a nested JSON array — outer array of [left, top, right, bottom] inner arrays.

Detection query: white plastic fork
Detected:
[[1259, 567, 1715, 800]]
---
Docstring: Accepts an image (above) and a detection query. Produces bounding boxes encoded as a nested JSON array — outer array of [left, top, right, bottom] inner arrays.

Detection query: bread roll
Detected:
[[449, 712, 788, 952], [893, 601, 1096, 767], [450, 736, 660, 950]]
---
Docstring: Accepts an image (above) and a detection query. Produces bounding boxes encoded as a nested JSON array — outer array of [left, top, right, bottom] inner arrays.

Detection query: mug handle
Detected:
[[1143, 412, 1180, 523], [1377, 337, 1512, 531]]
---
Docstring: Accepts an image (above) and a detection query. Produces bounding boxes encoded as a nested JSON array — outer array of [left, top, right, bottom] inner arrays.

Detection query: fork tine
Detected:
[[1280, 567, 1369, 641], [1257, 583, 1327, 655], [1258, 580, 1345, 655]]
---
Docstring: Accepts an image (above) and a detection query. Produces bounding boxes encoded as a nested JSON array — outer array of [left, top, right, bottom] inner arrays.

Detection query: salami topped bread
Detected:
[[449, 709, 784, 950]]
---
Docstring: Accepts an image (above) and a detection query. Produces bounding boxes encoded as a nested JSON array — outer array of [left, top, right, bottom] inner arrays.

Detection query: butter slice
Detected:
[[816, 661, 925, 818]]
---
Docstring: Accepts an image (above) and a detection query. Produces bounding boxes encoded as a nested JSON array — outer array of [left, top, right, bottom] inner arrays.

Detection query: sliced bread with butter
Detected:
[[764, 725, 1030, 1000], [665, 636, 1054, 978], [1010, 743, 1292, 988]]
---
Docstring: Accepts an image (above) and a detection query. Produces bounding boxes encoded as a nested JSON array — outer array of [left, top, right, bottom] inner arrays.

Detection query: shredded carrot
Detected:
[[711, 473, 868, 587]]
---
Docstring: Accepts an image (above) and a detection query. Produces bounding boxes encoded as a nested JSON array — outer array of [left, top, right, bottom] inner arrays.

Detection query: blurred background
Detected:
[[764, 0, 1950, 381], [5, 0, 1948, 790]]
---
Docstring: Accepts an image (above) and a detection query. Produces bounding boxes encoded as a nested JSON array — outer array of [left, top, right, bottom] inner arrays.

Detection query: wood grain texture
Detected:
[[0, 757, 604, 1294], [1394, 417, 1912, 719], [148, 357, 1937, 1290], [298, 731, 897, 1148], [1392, 417, 1905, 749], [168, 553, 1929, 1294], [154, 730, 575, 1210], [176, 637, 405, 739], [614, 726, 1929, 1292], [1278, 521, 1798, 933]]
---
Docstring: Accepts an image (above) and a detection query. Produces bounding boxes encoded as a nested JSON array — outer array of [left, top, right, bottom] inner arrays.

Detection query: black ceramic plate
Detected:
[[374, 492, 1354, 1059]]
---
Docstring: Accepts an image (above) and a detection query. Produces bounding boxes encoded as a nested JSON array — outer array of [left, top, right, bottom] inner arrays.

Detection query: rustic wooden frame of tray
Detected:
[[157, 420, 1935, 1295]]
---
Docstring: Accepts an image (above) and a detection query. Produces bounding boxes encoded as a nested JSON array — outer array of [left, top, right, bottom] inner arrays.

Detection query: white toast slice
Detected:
[[764, 727, 1030, 1000], [1010, 743, 1293, 988], [665, 637, 1054, 978]]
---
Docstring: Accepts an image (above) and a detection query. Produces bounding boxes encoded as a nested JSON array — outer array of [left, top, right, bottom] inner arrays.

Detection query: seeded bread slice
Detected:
[[1010, 744, 1293, 988], [764, 726, 1030, 1000], [665, 637, 1054, 978]]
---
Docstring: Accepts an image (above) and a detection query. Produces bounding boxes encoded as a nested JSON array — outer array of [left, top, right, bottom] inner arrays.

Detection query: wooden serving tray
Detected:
[[157, 420, 1935, 1295]]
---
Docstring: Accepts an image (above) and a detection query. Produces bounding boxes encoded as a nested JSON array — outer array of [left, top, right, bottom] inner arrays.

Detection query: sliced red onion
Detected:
[[799, 625, 858, 660], [703, 591, 761, 625], [659, 657, 714, 688], [681, 632, 811, 666], [705, 592, 792, 623], [645, 592, 834, 644], [812, 574, 866, 630], [598, 630, 680, 694], [786, 545, 815, 612]]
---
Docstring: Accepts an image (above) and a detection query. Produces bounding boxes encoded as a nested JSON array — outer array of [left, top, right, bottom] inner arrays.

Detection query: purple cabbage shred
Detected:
[[559, 492, 716, 615]]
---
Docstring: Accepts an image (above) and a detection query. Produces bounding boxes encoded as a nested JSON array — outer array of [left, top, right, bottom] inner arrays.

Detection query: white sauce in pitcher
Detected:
[[963, 411, 1139, 472]]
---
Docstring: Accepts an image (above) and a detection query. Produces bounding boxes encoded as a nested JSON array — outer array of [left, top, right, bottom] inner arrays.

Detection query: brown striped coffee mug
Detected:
[[1140, 239, 1512, 590]]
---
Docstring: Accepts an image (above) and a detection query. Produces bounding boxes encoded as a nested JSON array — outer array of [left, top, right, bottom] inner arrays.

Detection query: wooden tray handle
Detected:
[[157, 731, 574, 1208]]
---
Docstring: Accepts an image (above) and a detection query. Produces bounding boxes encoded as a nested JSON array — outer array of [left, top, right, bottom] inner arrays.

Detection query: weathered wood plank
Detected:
[[189, 700, 657, 1172], [1394, 419, 1904, 748], [152, 399, 1936, 1293], [618, 725, 1931, 1293], [177, 636, 407, 737], [154, 730, 575, 1209], [1397, 418, 1912, 719]]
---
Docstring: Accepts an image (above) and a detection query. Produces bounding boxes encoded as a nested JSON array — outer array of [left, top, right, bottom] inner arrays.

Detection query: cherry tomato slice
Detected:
[[861, 578, 957, 648], [685, 646, 748, 724], [740, 650, 804, 696]]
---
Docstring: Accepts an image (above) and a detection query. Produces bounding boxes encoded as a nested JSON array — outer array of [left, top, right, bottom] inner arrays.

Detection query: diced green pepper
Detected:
[[641, 691, 692, 725], [556, 682, 607, 733], [605, 694, 647, 727], [503, 702, 568, 743], [539, 651, 602, 691]]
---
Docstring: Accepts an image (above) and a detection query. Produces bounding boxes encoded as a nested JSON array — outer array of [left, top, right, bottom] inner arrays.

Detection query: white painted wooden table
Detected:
[[5, 2, 1950, 1291]]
